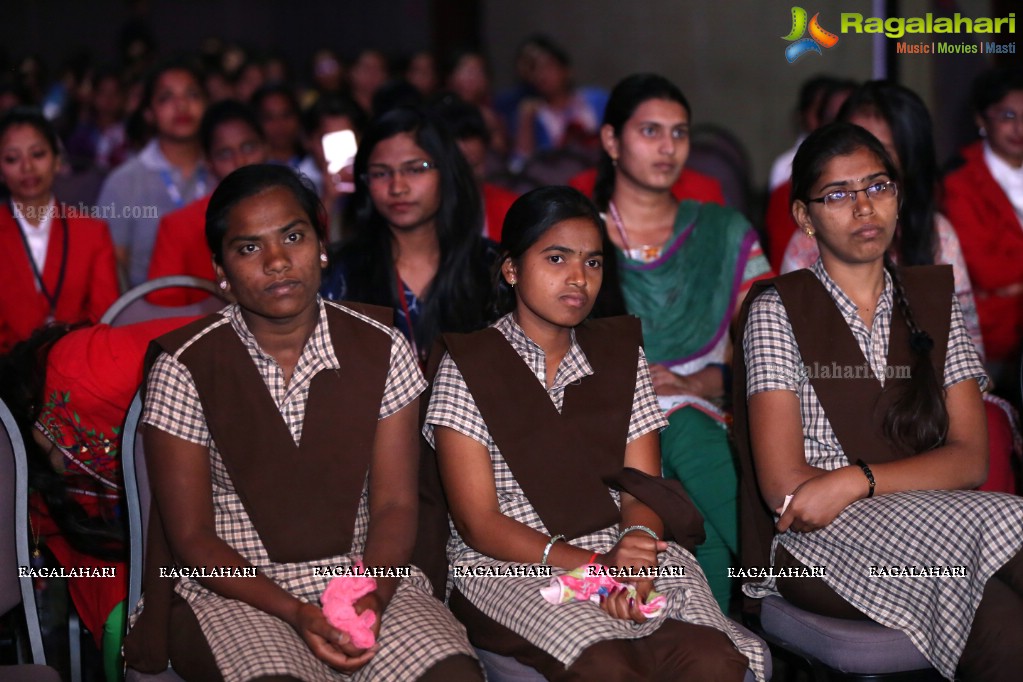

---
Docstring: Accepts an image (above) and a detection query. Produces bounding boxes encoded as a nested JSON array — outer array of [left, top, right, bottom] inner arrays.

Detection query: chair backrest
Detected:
[[121, 391, 147, 611], [101, 276, 227, 327], [0, 398, 48, 664]]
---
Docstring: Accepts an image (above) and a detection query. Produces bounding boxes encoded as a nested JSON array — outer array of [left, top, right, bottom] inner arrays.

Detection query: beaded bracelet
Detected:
[[617, 525, 659, 543], [541, 534, 565, 565], [855, 459, 876, 498]]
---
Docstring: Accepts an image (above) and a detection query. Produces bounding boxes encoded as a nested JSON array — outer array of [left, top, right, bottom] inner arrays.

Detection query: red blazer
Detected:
[[482, 182, 519, 242], [146, 195, 216, 306], [0, 206, 119, 352], [568, 167, 726, 206], [942, 142, 1023, 362], [763, 180, 797, 273]]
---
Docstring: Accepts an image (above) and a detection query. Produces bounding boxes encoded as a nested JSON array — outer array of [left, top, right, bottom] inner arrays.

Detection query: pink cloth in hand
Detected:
[[539, 563, 666, 617], [321, 565, 378, 649]]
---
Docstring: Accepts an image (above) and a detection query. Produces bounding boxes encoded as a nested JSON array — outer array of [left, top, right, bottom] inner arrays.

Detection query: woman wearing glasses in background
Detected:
[[735, 122, 1023, 681], [320, 106, 495, 365], [943, 66, 1023, 400]]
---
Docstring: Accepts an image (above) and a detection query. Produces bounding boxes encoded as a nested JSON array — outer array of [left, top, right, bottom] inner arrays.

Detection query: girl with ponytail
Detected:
[[734, 121, 1023, 681]]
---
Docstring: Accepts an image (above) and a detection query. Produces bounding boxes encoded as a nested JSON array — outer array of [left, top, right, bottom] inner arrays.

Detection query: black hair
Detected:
[[0, 324, 124, 561], [343, 106, 491, 351], [815, 78, 858, 126], [372, 80, 425, 118], [430, 93, 488, 142], [302, 93, 366, 137], [205, 163, 325, 264], [199, 99, 264, 156], [971, 65, 1023, 114], [524, 35, 571, 68], [592, 73, 691, 210], [790, 121, 899, 204], [791, 122, 948, 454], [838, 81, 937, 266], [250, 83, 300, 116], [140, 57, 204, 112], [0, 106, 60, 155], [798, 75, 838, 117], [494, 186, 606, 316]]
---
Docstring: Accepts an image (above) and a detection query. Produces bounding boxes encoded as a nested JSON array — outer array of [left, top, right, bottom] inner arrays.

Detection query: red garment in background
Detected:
[[482, 182, 519, 242], [0, 206, 119, 351], [31, 316, 200, 643], [146, 195, 216, 306], [763, 180, 797, 273], [942, 142, 1023, 363], [568, 167, 726, 207]]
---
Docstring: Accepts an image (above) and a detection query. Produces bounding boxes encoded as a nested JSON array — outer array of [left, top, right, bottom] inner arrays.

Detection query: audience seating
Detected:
[[121, 390, 186, 682], [0, 398, 63, 682], [100, 276, 226, 327]]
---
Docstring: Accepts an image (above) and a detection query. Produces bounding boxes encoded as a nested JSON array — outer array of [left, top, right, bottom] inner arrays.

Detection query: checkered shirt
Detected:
[[424, 314, 767, 681], [741, 261, 1023, 678], [141, 299, 475, 681]]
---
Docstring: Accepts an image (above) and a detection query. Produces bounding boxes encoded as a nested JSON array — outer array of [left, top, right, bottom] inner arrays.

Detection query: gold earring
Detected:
[[804, 228, 815, 238]]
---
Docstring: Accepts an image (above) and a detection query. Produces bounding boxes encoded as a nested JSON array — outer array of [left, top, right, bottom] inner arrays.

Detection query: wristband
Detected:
[[617, 525, 660, 543], [855, 459, 876, 498], [542, 534, 565, 565]]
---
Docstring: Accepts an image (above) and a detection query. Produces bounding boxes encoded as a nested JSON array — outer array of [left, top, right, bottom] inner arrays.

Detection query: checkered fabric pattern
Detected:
[[425, 314, 767, 682], [741, 261, 1023, 679], [140, 299, 475, 681]]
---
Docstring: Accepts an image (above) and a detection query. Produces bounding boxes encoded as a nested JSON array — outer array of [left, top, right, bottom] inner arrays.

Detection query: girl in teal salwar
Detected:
[[590, 74, 772, 610]]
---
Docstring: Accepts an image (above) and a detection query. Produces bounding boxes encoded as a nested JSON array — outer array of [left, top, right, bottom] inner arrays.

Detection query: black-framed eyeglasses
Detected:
[[363, 160, 437, 184], [807, 180, 897, 208]]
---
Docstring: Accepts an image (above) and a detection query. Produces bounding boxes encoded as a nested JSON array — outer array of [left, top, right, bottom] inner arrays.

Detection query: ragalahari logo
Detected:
[[783, 7, 840, 62]]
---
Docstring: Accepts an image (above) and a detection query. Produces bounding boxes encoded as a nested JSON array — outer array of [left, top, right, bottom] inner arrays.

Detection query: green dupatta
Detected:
[[618, 200, 757, 366]]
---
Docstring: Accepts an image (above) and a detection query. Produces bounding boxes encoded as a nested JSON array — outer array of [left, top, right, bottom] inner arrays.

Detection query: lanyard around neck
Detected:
[[10, 201, 69, 318]]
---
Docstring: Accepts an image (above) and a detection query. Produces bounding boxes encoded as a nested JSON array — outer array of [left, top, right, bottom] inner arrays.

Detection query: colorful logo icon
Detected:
[[783, 7, 840, 62]]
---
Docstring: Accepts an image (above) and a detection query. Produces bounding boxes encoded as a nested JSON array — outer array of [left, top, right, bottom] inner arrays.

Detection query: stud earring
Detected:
[[219, 280, 228, 290], [509, 278, 517, 287], [320, 253, 328, 263], [804, 228, 815, 238]]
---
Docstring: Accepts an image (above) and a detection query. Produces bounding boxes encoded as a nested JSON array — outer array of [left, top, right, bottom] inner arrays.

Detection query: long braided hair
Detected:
[[792, 122, 949, 454], [882, 254, 949, 452]]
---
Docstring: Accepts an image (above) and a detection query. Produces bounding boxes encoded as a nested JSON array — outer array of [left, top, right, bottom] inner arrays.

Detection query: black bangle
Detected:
[[855, 459, 876, 498]]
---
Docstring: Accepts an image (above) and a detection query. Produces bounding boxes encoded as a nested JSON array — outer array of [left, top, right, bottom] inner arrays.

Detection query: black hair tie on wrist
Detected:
[[909, 331, 933, 354]]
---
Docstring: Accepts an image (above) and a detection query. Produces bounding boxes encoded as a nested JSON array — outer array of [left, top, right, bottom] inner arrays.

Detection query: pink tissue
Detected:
[[539, 563, 666, 618], [321, 564, 378, 649]]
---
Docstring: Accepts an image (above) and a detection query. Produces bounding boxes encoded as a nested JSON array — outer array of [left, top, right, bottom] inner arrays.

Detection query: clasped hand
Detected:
[[293, 593, 382, 673], [595, 533, 668, 624]]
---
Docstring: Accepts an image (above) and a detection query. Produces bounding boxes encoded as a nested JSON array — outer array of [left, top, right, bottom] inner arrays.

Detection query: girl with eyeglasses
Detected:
[[320, 106, 495, 365], [779, 82, 1018, 495], [735, 122, 1023, 681]]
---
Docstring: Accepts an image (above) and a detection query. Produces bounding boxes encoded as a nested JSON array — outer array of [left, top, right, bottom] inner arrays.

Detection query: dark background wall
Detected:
[[2, 0, 1019, 183]]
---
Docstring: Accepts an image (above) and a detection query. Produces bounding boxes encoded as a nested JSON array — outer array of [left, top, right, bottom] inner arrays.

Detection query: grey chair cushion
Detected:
[[760, 594, 932, 673], [125, 668, 186, 681], [475, 618, 772, 682], [0, 664, 63, 682]]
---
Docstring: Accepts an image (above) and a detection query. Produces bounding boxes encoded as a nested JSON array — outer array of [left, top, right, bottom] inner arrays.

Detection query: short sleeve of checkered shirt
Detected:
[[423, 352, 488, 449], [143, 352, 211, 446], [943, 293, 989, 391], [630, 347, 669, 442], [744, 287, 803, 397], [379, 330, 428, 419]]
